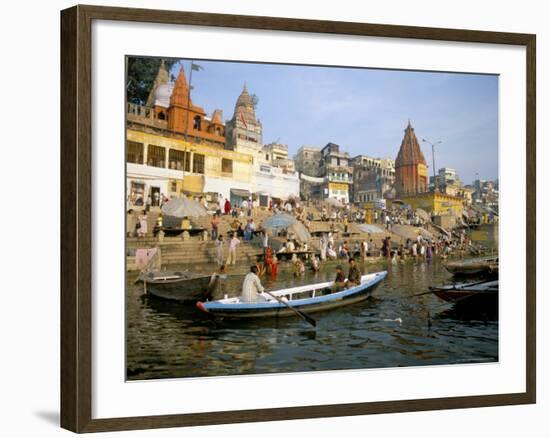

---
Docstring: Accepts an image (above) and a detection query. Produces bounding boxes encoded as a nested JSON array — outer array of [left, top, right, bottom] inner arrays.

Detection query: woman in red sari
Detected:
[[224, 198, 231, 215], [264, 246, 278, 276]]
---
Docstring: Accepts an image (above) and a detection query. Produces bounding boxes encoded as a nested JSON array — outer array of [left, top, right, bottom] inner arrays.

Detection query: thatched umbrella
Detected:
[[287, 221, 311, 242], [262, 213, 296, 229], [161, 197, 208, 227], [262, 214, 312, 242]]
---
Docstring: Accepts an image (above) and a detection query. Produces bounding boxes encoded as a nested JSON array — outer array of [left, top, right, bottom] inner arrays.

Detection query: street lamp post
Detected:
[[422, 138, 442, 192]]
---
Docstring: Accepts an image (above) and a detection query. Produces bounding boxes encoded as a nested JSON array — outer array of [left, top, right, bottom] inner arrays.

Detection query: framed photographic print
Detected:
[[60, 4, 536, 433]]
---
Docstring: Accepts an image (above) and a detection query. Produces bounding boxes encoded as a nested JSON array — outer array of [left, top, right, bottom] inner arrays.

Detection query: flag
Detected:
[[191, 62, 204, 71], [240, 112, 248, 129]]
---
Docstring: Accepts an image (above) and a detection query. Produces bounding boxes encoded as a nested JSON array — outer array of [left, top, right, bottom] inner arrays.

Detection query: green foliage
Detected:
[[126, 57, 178, 105], [251, 93, 259, 109]]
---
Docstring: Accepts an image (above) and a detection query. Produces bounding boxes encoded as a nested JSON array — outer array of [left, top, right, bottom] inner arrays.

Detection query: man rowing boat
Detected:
[[241, 265, 265, 303]]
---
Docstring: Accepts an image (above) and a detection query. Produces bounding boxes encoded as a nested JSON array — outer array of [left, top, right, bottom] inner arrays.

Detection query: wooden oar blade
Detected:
[[303, 313, 317, 327], [265, 290, 317, 327]]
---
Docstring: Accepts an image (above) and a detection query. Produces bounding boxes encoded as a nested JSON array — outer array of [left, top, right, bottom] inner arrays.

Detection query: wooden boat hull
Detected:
[[430, 280, 498, 308], [444, 256, 498, 277], [197, 271, 387, 319], [141, 271, 213, 301]]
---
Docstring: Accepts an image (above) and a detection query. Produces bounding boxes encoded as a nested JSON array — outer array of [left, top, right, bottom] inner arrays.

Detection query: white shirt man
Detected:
[[241, 267, 265, 303], [361, 240, 369, 257]]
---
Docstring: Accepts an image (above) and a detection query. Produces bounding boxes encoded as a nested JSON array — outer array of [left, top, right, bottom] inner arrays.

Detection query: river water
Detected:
[[126, 255, 498, 380]]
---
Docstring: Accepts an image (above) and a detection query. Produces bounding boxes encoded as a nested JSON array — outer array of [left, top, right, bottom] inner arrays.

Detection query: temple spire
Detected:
[[394, 120, 428, 196], [146, 59, 170, 107], [169, 66, 190, 107], [396, 120, 426, 166]]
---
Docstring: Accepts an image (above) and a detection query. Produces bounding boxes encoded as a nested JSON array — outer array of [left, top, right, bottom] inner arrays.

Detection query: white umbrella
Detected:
[[161, 197, 208, 219]]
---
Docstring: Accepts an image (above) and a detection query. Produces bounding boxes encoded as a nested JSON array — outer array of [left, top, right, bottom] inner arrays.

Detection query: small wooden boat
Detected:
[[429, 279, 498, 307], [196, 271, 387, 320], [444, 256, 498, 277], [139, 270, 214, 301]]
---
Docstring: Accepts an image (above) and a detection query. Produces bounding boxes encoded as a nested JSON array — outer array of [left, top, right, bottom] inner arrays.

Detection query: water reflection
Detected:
[[127, 257, 498, 380]]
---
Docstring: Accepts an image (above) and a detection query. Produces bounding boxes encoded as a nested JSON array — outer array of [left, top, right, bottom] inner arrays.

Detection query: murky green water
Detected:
[[126, 255, 498, 380]]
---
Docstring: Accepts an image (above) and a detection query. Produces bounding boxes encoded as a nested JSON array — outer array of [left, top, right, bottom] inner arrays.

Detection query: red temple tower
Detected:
[[394, 120, 428, 197]]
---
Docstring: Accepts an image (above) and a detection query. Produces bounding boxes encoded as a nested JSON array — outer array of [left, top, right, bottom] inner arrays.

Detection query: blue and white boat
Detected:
[[197, 271, 387, 320]]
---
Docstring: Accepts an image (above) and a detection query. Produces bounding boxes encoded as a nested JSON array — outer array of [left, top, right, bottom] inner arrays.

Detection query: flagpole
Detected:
[[185, 60, 194, 143], [179, 60, 194, 196]]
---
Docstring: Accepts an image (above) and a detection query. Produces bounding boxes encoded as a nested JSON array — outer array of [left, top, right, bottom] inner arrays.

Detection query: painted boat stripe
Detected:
[[201, 271, 387, 311]]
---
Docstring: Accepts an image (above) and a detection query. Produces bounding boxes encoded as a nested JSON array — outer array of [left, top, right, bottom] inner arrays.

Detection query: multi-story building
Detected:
[[261, 142, 295, 172], [473, 179, 499, 210], [126, 63, 298, 208], [351, 155, 395, 204], [430, 167, 463, 196], [319, 143, 353, 203], [295, 143, 353, 203], [459, 185, 476, 206], [294, 146, 322, 177]]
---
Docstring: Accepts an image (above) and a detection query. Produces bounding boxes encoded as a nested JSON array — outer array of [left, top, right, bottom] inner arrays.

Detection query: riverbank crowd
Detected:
[[128, 192, 497, 284]]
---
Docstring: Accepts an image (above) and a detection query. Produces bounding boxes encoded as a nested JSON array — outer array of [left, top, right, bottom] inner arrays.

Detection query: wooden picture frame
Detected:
[[60, 4, 536, 433]]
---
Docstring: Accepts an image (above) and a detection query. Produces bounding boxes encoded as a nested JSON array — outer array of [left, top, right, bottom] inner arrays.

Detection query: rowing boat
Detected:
[[429, 279, 498, 307], [443, 256, 498, 277], [196, 271, 387, 319], [139, 270, 213, 301]]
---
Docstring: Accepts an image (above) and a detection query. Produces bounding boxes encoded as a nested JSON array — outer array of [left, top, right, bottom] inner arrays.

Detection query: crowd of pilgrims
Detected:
[[130, 194, 482, 285]]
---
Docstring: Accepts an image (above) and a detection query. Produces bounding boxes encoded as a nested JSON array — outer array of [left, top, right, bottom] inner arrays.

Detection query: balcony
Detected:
[[327, 174, 353, 184], [127, 103, 168, 130]]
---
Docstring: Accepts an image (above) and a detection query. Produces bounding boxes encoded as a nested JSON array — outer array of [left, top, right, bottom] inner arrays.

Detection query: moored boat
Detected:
[[196, 271, 387, 320], [139, 270, 214, 301], [429, 279, 498, 308], [444, 256, 498, 277]]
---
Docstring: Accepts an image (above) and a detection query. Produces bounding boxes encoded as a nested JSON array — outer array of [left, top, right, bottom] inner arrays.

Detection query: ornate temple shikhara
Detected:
[[394, 120, 464, 216], [395, 120, 428, 197], [225, 83, 263, 155]]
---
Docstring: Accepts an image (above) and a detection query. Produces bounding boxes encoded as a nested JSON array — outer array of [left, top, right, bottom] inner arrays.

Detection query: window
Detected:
[[126, 141, 144, 164], [222, 158, 233, 174], [129, 182, 145, 204], [147, 144, 165, 168], [193, 115, 202, 131], [170, 181, 177, 192], [168, 149, 186, 170], [157, 111, 166, 120], [183, 151, 191, 172], [193, 153, 205, 174]]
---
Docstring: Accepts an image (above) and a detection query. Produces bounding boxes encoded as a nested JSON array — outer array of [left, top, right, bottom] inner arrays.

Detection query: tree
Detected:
[[251, 93, 259, 109], [126, 57, 178, 105]]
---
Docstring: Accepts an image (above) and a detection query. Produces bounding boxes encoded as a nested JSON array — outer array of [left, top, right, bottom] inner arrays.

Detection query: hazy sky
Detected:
[[162, 58, 498, 185]]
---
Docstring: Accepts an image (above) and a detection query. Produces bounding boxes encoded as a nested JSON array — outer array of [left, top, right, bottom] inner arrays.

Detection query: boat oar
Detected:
[[264, 290, 317, 327]]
